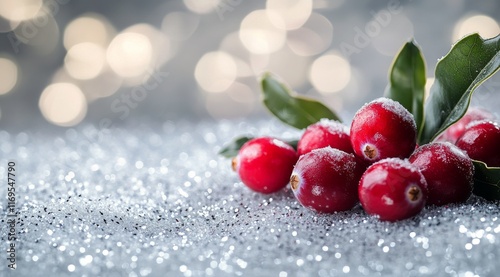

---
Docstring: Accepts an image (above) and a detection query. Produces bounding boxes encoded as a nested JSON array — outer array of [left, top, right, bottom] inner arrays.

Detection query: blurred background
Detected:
[[0, 0, 499, 132]]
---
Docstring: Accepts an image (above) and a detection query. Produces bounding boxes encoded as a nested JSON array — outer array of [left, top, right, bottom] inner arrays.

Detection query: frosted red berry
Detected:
[[455, 120, 500, 167], [358, 158, 427, 222], [233, 137, 298, 194], [350, 98, 417, 163], [409, 142, 474, 206], [297, 119, 353, 156], [436, 107, 495, 143], [290, 147, 362, 213]]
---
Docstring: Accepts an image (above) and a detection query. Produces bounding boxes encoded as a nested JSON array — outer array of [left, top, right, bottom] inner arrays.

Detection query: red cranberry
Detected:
[[350, 98, 417, 163], [233, 137, 298, 194], [358, 158, 427, 221], [290, 147, 362, 213], [409, 142, 474, 206], [297, 119, 353, 156], [436, 107, 495, 143], [455, 120, 500, 167]]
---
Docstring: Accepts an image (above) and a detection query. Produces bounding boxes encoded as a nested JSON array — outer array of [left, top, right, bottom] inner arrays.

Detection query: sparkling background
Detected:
[[1, 1, 500, 276], [1, 120, 500, 276], [0, 1, 500, 129]]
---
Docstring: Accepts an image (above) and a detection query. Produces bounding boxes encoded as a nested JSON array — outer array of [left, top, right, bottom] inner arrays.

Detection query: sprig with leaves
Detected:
[[220, 33, 500, 200]]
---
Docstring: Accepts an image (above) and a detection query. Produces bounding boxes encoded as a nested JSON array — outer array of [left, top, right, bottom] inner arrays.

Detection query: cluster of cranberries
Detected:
[[231, 98, 499, 221]]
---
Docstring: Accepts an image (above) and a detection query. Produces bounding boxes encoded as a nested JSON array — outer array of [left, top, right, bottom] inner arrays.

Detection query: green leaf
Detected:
[[218, 136, 299, 158], [419, 33, 500, 144], [472, 160, 500, 200], [218, 136, 252, 158], [384, 40, 426, 133], [261, 73, 341, 129]]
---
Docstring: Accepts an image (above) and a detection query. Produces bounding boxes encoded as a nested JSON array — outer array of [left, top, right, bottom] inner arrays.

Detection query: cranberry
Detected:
[[436, 107, 495, 143], [297, 119, 353, 156], [455, 120, 500, 167], [350, 98, 417, 163], [233, 137, 298, 194], [409, 142, 474, 206], [358, 158, 427, 221], [290, 147, 362, 213]]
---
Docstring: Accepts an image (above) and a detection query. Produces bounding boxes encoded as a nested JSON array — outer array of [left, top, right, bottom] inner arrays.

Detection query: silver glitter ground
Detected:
[[1, 119, 499, 277]]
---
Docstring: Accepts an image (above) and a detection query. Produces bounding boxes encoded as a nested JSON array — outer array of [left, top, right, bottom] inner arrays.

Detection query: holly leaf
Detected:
[[384, 40, 426, 133], [419, 33, 500, 144], [218, 136, 299, 158], [472, 160, 500, 200], [218, 136, 252, 158], [261, 73, 341, 129]]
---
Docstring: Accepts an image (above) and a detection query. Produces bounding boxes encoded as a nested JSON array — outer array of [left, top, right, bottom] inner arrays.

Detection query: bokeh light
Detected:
[[64, 42, 106, 80], [195, 51, 237, 93], [0, 0, 43, 22], [161, 11, 200, 41], [266, 0, 312, 30], [79, 69, 123, 102], [183, 0, 221, 14], [220, 32, 247, 59], [230, 56, 253, 78], [123, 24, 171, 71], [1, 1, 498, 129], [453, 14, 500, 42], [287, 12, 333, 56], [39, 83, 87, 127], [227, 82, 257, 105], [314, 0, 345, 9], [63, 13, 115, 50], [106, 32, 153, 78], [51, 67, 74, 84], [0, 57, 18, 95], [205, 83, 255, 119], [309, 53, 351, 94], [0, 15, 20, 33], [219, 32, 253, 78], [12, 9, 60, 54], [249, 53, 271, 76], [318, 92, 344, 116], [51, 66, 122, 102], [239, 10, 286, 55], [265, 47, 310, 88]]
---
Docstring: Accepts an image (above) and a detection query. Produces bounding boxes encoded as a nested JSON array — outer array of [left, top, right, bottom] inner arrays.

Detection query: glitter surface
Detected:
[[1, 119, 499, 277]]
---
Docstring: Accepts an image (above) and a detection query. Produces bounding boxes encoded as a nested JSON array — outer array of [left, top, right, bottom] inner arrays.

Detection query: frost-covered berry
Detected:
[[358, 158, 427, 221], [455, 120, 500, 167], [350, 98, 417, 163], [297, 119, 354, 156], [290, 147, 362, 213], [436, 107, 495, 143], [233, 137, 298, 194], [409, 142, 474, 206], [297, 119, 353, 156]]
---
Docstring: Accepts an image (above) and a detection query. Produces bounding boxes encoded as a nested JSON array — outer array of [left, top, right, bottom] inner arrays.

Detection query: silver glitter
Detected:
[[0, 120, 499, 276]]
